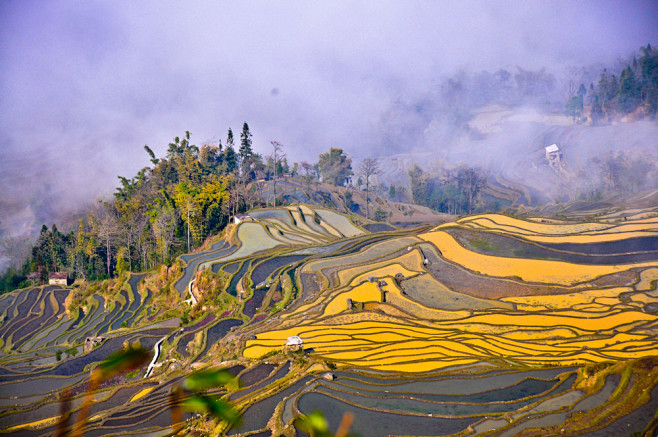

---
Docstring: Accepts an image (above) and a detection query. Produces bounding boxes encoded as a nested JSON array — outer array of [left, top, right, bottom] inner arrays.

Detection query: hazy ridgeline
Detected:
[[2, 50, 658, 281]]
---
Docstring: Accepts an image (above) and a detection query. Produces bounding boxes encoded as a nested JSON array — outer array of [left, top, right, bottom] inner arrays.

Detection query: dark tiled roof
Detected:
[[49, 272, 68, 279]]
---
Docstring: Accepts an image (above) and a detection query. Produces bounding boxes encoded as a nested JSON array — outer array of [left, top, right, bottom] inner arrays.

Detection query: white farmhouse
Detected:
[[544, 144, 563, 168]]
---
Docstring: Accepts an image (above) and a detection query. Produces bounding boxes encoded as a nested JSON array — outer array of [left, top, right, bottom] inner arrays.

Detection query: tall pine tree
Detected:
[[239, 123, 255, 179], [618, 66, 639, 113], [239, 123, 253, 162], [224, 128, 238, 174], [639, 44, 658, 115]]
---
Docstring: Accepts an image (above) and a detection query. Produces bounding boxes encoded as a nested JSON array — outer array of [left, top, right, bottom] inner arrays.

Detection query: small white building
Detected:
[[285, 335, 303, 346], [544, 144, 563, 167], [48, 272, 68, 286], [284, 335, 304, 352], [233, 213, 252, 224]]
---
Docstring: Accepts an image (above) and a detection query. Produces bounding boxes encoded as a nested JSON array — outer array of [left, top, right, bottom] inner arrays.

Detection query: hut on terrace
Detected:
[[48, 272, 68, 286], [284, 335, 304, 352], [544, 144, 563, 168], [233, 213, 253, 224]]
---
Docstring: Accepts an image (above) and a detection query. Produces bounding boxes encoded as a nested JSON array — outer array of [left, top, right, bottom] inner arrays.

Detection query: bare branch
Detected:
[[358, 158, 382, 219]]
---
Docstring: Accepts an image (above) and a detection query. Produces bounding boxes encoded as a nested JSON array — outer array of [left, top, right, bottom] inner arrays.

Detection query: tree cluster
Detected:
[[438, 66, 558, 125], [1, 128, 360, 292], [358, 158, 382, 219], [317, 148, 353, 186], [408, 164, 489, 215], [576, 44, 658, 122], [576, 151, 657, 201], [1, 124, 268, 291]]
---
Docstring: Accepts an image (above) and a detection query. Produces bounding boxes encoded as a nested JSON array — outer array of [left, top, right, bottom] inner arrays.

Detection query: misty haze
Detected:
[[0, 2, 657, 437]]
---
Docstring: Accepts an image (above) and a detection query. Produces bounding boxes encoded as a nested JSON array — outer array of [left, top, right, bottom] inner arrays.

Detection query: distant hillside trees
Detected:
[[358, 158, 382, 219], [573, 150, 657, 202], [268, 141, 286, 207], [318, 148, 353, 186], [592, 152, 656, 195], [32, 224, 71, 279], [586, 44, 658, 121], [438, 66, 557, 120], [565, 83, 586, 122], [514, 67, 556, 103], [1, 125, 262, 291], [408, 164, 488, 215], [434, 44, 657, 125], [299, 161, 319, 192]]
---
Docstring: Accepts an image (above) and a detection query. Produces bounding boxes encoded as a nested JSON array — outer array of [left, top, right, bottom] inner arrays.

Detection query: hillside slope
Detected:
[[374, 108, 658, 208], [257, 175, 447, 225], [1, 204, 657, 436]]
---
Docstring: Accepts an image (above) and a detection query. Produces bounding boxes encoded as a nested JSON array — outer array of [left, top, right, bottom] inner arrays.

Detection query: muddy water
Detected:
[[251, 255, 307, 285], [298, 392, 476, 436], [196, 319, 242, 359], [227, 376, 313, 435], [224, 261, 250, 295], [332, 368, 574, 395], [243, 289, 267, 318]]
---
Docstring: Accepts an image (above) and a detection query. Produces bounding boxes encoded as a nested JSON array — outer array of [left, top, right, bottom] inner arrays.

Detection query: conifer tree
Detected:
[[269, 141, 286, 207], [239, 123, 254, 179], [619, 66, 639, 113], [239, 123, 253, 162], [224, 128, 238, 174], [639, 44, 658, 114], [226, 128, 235, 149]]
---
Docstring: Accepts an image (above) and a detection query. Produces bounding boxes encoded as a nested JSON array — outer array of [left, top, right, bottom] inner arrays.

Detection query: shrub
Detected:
[[373, 208, 387, 222]]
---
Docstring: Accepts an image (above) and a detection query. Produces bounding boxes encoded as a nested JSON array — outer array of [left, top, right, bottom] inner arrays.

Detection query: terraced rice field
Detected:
[[0, 272, 186, 436], [237, 207, 658, 436], [1, 205, 658, 436], [246, 212, 658, 370]]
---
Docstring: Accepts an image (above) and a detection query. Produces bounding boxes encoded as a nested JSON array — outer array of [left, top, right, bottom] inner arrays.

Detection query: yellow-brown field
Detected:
[[501, 287, 632, 310], [456, 213, 614, 234], [322, 281, 382, 316], [444, 213, 658, 244], [244, 309, 657, 369], [383, 279, 472, 320], [344, 251, 425, 285], [505, 231, 658, 244], [350, 263, 421, 285], [419, 230, 655, 285], [453, 213, 658, 235], [244, 210, 658, 372]]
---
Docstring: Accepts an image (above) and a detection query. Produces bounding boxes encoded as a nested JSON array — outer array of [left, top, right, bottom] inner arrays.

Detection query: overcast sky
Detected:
[[0, 1, 656, 219]]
